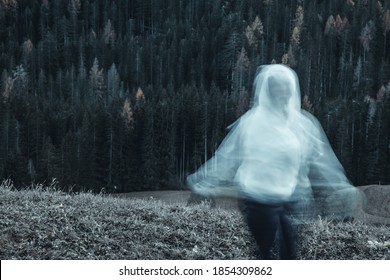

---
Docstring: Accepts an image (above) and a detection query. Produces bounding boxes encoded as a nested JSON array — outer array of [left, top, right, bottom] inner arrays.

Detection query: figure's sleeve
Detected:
[[187, 152, 240, 197], [302, 111, 351, 188], [186, 123, 242, 198], [301, 111, 366, 218]]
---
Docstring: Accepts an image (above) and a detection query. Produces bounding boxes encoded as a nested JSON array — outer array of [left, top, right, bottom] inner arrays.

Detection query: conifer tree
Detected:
[[107, 63, 120, 103], [89, 57, 106, 105]]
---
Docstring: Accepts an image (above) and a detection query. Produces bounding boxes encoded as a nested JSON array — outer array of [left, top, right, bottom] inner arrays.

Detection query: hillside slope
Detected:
[[1, 182, 389, 260]]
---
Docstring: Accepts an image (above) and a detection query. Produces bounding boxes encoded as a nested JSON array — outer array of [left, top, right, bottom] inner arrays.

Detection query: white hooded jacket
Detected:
[[187, 64, 364, 218]]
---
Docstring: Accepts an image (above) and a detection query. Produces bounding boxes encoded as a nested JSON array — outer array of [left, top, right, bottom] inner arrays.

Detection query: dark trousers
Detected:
[[243, 200, 297, 260]]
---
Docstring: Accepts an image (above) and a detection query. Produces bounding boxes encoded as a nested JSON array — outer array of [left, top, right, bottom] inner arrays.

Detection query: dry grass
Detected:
[[1, 180, 389, 260], [298, 217, 390, 259]]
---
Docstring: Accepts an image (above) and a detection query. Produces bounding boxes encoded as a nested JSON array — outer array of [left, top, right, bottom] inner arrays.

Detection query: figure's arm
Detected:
[[187, 123, 242, 198], [301, 110, 366, 218]]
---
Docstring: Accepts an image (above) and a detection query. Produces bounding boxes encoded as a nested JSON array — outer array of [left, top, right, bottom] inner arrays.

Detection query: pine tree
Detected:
[[68, 0, 81, 44], [366, 107, 380, 184], [41, 136, 62, 183], [222, 28, 243, 91], [78, 112, 98, 189], [141, 104, 159, 190], [89, 57, 106, 105], [12, 65, 28, 97], [334, 112, 354, 181], [281, 4, 304, 68], [382, 9, 390, 60], [232, 47, 250, 96], [0, 108, 17, 174], [359, 20, 375, 62], [245, 15, 264, 50], [78, 52, 87, 103], [107, 63, 120, 103], [1, 0, 17, 7]]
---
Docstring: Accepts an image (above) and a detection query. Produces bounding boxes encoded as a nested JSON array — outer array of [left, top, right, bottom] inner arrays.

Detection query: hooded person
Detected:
[[187, 64, 365, 259]]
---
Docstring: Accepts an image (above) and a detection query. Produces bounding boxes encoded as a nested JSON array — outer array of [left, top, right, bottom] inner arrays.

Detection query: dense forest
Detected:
[[0, 0, 389, 192]]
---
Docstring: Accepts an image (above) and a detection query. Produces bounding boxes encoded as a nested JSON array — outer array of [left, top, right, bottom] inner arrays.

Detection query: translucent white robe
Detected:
[[187, 64, 365, 219]]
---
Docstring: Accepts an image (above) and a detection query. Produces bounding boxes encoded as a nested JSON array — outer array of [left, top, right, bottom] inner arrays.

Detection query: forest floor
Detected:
[[1, 181, 389, 260]]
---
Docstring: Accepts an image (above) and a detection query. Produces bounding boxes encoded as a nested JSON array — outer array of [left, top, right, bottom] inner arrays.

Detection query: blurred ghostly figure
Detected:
[[187, 64, 365, 259]]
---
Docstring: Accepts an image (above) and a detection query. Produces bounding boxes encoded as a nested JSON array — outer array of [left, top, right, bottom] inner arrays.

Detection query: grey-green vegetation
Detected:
[[1, 181, 389, 260]]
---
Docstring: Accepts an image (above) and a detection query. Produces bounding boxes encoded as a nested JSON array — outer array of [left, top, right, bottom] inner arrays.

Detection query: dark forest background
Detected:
[[0, 0, 389, 192]]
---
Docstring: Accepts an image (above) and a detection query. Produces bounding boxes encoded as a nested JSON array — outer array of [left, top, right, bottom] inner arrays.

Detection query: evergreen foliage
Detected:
[[0, 0, 389, 191]]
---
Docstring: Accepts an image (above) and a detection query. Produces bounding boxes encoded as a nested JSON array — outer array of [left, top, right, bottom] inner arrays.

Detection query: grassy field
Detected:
[[0, 180, 389, 260]]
